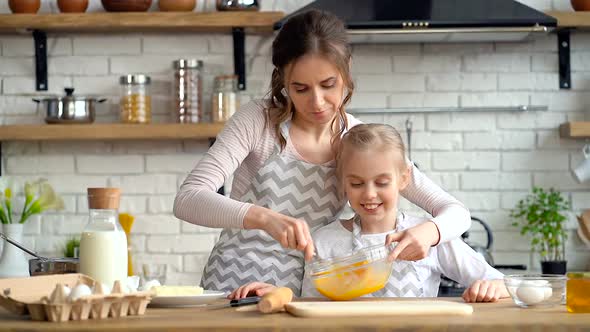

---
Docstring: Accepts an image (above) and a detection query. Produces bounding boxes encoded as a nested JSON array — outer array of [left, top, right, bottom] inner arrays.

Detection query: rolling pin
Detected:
[[257, 287, 293, 313]]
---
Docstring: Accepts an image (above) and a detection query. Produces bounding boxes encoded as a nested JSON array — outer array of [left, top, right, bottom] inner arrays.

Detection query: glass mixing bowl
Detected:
[[504, 274, 567, 308], [307, 244, 394, 300]]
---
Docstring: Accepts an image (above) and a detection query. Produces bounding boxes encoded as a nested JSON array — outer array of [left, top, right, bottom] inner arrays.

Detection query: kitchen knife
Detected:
[[205, 296, 261, 310]]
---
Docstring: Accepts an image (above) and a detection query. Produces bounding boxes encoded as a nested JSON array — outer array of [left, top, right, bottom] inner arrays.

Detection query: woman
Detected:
[[173, 9, 470, 295]]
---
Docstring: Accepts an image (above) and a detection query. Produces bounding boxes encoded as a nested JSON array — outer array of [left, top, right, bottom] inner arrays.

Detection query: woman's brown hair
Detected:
[[268, 9, 354, 151]]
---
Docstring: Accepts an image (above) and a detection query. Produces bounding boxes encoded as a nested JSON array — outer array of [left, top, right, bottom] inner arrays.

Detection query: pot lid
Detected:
[[35, 88, 103, 101], [120, 74, 151, 85]]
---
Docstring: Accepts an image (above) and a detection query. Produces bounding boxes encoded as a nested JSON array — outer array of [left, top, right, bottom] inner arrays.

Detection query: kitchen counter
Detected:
[[0, 298, 588, 332]]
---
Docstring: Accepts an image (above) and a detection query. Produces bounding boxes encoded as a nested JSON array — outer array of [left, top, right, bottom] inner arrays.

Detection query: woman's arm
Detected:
[[400, 164, 471, 244], [173, 101, 266, 229]]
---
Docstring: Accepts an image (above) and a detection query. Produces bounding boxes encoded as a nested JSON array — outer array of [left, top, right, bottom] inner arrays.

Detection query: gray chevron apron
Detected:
[[352, 214, 424, 297], [200, 122, 346, 295]]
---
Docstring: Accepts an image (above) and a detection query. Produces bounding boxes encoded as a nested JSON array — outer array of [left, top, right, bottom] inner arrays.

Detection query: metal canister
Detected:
[[173, 59, 203, 123], [211, 74, 239, 123], [120, 74, 151, 124]]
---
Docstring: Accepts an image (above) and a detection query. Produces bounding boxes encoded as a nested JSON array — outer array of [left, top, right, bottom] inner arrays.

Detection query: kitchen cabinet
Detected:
[[1, 298, 589, 332]]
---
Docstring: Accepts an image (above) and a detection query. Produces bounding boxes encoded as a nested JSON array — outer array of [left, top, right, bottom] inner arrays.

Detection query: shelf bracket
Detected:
[[0, 141, 2, 177], [232, 27, 246, 91], [33, 30, 48, 91], [558, 29, 571, 90]]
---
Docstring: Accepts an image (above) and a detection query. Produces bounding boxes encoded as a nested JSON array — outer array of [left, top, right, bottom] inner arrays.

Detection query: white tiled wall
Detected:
[[0, 0, 589, 284]]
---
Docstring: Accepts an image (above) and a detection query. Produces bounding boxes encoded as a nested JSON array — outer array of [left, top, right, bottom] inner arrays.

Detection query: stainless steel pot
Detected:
[[0, 230, 79, 276], [216, 0, 259, 11], [29, 258, 79, 276], [33, 88, 107, 124]]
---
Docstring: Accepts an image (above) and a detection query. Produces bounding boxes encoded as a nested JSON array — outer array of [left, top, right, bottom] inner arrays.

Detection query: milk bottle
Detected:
[[80, 188, 128, 287]]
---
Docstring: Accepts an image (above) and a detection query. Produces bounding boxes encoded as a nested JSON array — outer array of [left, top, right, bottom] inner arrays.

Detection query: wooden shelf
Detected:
[[559, 122, 590, 138], [546, 11, 590, 29], [0, 123, 225, 141], [0, 11, 284, 33]]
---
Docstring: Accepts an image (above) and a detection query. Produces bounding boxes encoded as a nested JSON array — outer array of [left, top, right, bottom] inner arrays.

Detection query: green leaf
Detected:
[[510, 186, 569, 260]]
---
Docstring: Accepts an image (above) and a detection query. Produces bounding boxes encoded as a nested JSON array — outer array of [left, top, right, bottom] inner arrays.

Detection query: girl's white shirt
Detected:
[[301, 213, 503, 298]]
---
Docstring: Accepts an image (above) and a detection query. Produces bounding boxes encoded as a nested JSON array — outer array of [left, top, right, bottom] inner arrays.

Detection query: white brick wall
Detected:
[[0, 0, 589, 285]]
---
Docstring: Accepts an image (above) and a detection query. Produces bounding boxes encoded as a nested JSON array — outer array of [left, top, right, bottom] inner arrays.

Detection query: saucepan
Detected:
[[33, 88, 107, 124], [0, 231, 79, 276]]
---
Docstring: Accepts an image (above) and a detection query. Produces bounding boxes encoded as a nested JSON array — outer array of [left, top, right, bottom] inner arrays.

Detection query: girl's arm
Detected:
[[436, 238, 504, 291], [400, 164, 471, 244]]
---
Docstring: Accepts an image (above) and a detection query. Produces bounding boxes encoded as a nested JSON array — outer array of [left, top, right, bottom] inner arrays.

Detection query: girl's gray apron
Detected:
[[201, 122, 346, 295], [352, 214, 424, 297]]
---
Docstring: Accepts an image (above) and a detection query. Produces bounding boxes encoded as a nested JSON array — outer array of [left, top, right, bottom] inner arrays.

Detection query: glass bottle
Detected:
[[120, 74, 151, 124], [79, 188, 128, 287], [211, 74, 239, 123], [173, 59, 203, 123]]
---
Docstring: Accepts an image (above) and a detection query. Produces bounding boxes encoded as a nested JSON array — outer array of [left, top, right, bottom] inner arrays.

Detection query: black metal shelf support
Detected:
[[232, 27, 246, 91], [558, 29, 571, 89], [0, 142, 3, 177], [33, 30, 48, 91], [32, 28, 247, 92]]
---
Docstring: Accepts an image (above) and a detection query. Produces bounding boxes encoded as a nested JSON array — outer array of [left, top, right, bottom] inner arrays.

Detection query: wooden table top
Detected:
[[1, 298, 589, 332]]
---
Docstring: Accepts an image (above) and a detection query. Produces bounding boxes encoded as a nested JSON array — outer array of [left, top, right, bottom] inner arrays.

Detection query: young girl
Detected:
[[231, 124, 509, 303], [174, 9, 471, 296]]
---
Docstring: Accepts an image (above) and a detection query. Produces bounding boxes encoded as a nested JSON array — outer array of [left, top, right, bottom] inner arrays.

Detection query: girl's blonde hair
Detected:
[[336, 124, 408, 185], [267, 9, 354, 152]]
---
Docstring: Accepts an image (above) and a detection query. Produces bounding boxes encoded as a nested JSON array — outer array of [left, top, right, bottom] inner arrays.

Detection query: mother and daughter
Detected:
[[173, 9, 508, 303]]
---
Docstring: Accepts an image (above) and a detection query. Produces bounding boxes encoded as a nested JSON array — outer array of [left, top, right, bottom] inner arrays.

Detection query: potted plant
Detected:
[[0, 178, 65, 277], [510, 187, 570, 274], [62, 237, 81, 258]]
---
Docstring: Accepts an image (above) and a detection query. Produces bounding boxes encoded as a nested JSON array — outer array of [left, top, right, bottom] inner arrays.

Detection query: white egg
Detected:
[[516, 286, 546, 305], [543, 286, 553, 300], [69, 284, 92, 301], [141, 279, 162, 292], [126, 276, 140, 293], [62, 285, 72, 298]]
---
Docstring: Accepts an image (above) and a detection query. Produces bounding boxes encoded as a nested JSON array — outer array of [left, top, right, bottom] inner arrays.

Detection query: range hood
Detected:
[[274, 0, 557, 43]]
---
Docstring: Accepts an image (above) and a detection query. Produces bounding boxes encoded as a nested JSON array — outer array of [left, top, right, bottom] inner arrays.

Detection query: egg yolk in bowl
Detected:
[[311, 258, 393, 300]]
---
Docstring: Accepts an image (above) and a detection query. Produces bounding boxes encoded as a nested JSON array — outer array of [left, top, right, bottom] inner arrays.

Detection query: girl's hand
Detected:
[[462, 279, 509, 303], [228, 282, 277, 300], [244, 205, 315, 261], [385, 221, 440, 261]]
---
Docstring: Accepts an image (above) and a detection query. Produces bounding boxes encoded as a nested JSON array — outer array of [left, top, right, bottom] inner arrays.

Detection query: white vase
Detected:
[[0, 224, 30, 278]]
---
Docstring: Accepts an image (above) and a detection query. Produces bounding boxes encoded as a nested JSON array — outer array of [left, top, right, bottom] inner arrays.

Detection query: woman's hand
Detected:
[[228, 282, 277, 300], [244, 205, 316, 261], [385, 221, 440, 261], [462, 279, 509, 303]]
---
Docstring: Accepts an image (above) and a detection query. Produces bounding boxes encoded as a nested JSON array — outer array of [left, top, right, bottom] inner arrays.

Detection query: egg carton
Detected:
[[0, 273, 153, 323]]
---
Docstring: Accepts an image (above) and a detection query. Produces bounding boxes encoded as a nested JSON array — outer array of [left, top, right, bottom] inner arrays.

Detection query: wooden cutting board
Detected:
[[285, 301, 473, 317]]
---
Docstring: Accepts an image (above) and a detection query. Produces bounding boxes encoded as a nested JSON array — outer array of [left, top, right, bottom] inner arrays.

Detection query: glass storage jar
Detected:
[[211, 74, 239, 123], [567, 272, 590, 313], [120, 74, 151, 124], [173, 59, 203, 123], [79, 188, 128, 287]]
